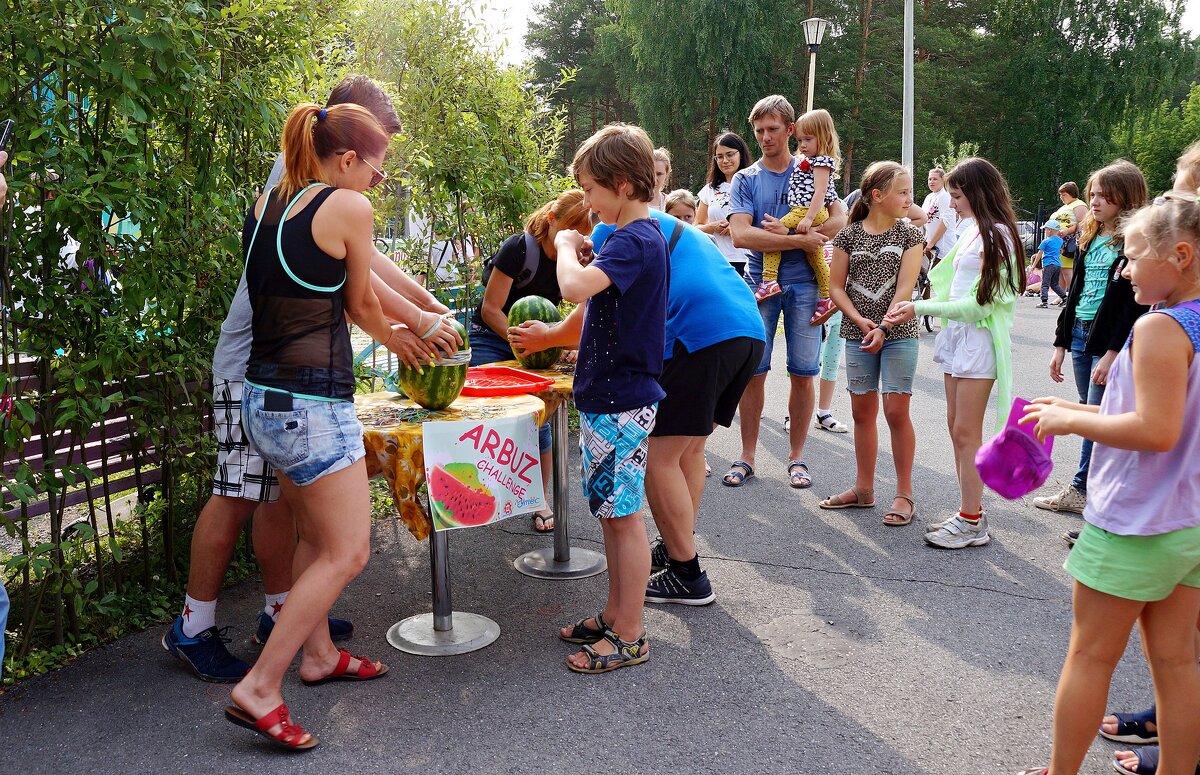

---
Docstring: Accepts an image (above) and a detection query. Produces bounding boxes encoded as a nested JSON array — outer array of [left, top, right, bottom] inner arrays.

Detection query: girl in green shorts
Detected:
[[1017, 191, 1200, 775]]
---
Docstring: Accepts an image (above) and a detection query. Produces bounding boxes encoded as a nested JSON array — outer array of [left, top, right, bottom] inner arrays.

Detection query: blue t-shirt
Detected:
[[574, 217, 669, 414], [593, 211, 765, 359], [729, 159, 817, 287], [1038, 235, 1063, 268]]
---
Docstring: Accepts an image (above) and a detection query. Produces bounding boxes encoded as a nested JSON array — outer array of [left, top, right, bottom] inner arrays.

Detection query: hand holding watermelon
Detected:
[[419, 311, 464, 357], [383, 324, 438, 371], [506, 296, 563, 370]]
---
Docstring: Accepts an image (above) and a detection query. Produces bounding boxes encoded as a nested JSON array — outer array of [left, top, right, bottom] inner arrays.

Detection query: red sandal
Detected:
[[225, 701, 319, 751], [301, 648, 389, 686]]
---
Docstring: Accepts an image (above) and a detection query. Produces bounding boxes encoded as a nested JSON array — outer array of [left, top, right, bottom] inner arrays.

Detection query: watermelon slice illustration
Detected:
[[429, 464, 496, 528]]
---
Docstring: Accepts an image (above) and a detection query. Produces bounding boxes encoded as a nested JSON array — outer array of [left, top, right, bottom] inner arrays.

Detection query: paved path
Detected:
[[0, 301, 1151, 774]]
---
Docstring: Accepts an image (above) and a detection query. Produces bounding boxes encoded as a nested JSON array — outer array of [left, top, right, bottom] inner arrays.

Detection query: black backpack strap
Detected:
[[512, 232, 541, 289], [667, 220, 684, 256]]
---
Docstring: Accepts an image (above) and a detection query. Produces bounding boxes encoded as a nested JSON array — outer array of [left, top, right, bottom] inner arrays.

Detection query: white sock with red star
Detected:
[[180, 596, 216, 638], [264, 591, 289, 622]]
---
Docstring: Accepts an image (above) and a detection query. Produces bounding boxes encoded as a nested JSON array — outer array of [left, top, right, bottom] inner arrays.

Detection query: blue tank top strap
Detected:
[[1153, 299, 1200, 352], [277, 183, 343, 293]]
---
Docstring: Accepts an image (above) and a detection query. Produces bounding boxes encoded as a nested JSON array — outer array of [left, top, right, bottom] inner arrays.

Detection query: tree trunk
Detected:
[[843, 0, 874, 194], [708, 94, 718, 152]]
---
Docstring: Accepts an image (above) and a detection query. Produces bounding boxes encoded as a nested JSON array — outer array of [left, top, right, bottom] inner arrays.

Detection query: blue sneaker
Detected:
[[645, 565, 716, 606], [252, 612, 354, 646], [161, 616, 250, 683]]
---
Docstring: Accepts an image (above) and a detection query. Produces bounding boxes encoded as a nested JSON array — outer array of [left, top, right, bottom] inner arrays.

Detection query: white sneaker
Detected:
[[814, 412, 849, 433], [924, 514, 991, 549], [784, 415, 791, 431], [1033, 485, 1086, 514]]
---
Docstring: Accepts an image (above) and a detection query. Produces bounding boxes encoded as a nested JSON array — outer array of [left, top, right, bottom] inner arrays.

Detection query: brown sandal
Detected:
[[819, 487, 875, 509], [883, 495, 917, 526]]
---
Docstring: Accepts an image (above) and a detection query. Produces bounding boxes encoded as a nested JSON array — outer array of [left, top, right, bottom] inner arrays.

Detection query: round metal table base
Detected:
[[385, 613, 500, 656], [513, 547, 608, 580]]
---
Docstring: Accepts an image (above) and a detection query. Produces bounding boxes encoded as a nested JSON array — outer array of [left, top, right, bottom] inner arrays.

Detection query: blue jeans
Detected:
[[754, 281, 821, 377], [1041, 265, 1066, 303], [1070, 319, 1106, 493]]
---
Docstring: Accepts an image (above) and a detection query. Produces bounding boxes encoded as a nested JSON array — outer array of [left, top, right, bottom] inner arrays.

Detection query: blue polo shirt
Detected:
[[593, 211, 765, 359], [1038, 235, 1063, 268]]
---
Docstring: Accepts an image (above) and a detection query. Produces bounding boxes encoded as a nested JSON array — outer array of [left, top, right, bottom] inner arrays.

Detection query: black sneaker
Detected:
[[645, 566, 715, 606], [649, 536, 670, 571], [253, 612, 354, 646], [1063, 528, 1080, 547], [161, 616, 250, 683]]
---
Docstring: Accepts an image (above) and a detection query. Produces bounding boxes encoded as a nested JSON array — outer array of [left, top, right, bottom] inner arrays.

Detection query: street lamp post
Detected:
[[902, 0, 914, 169], [801, 17, 829, 113]]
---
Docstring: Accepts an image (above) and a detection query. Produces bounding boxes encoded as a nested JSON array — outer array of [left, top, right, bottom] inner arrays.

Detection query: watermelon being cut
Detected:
[[429, 463, 496, 527], [506, 295, 562, 370], [397, 318, 469, 410]]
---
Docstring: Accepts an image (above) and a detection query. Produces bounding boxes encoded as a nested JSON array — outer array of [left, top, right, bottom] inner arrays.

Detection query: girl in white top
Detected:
[[696, 131, 753, 273], [933, 217, 998, 378], [922, 166, 958, 259]]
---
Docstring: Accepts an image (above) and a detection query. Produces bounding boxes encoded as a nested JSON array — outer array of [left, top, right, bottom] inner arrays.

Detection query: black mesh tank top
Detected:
[[242, 185, 355, 400]]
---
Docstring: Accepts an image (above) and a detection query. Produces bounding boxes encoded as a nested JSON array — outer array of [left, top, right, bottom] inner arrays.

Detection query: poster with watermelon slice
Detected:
[[422, 412, 546, 531]]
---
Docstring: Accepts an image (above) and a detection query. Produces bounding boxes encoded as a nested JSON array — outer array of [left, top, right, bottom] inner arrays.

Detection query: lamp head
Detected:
[[802, 17, 829, 52]]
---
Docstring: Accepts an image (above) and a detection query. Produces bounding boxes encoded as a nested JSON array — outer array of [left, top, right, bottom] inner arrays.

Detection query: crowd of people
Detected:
[[109, 72, 1200, 772]]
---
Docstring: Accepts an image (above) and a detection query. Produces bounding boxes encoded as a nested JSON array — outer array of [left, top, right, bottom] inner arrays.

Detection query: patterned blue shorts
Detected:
[[578, 404, 657, 519]]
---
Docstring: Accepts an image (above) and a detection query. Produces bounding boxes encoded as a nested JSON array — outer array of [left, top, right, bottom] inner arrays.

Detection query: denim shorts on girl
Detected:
[[843, 336, 918, 395], [241, 384, 365, 487], [1066, 522, 1200, 602], [578, 404, 657, 519]]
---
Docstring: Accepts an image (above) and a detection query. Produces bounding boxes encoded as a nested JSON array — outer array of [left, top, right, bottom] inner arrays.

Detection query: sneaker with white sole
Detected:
[[1033, 484, 1086, 514], [645, 566, 715, 606], [162, 616, 250, 683], [814, 412, 848, 433], [924, 513, 991, 549]]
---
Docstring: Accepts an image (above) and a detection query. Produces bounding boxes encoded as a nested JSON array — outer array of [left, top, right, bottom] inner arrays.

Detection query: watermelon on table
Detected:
[[506, 295, 563, 370], [396, 318, 469, 410]]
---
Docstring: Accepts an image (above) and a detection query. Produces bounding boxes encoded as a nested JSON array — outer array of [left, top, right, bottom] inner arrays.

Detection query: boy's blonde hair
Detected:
[[794, 108, 841, 169], [748, 95, 795, 126], [663, 188, 696, 214], [1125, 192, 1200, 276], [571, 123, 657, 203]]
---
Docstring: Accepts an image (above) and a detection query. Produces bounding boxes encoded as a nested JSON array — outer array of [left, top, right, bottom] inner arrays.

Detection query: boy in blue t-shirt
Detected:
[[1033, 220, 1067, 307], [553, 123, 668, 673]]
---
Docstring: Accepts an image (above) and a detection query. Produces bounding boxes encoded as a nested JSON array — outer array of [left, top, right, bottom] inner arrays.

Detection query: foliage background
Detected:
[[527, 0, 1199, 211]]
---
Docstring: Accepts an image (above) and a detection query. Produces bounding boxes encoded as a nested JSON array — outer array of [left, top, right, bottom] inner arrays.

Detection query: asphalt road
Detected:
[[0, 299, 1153, 774]]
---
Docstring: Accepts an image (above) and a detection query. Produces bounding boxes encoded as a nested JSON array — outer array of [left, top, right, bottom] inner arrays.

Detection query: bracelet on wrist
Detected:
[[419, 313, 444, 341]]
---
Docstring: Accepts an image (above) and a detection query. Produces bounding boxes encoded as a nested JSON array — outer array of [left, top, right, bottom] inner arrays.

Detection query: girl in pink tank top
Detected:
[[1016, 191, 1200, 775]]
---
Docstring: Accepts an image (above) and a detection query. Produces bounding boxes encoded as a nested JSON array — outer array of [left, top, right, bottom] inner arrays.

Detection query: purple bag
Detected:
[[975, 397, 1055, 500]]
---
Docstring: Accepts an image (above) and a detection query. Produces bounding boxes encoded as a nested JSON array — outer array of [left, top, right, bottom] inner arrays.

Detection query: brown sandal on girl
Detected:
[[819, 487, 875, 509], [883, 495, 917, 526]]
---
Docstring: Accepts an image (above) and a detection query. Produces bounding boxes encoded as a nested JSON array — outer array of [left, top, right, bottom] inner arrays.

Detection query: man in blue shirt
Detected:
[[725, 95, 848, 491]]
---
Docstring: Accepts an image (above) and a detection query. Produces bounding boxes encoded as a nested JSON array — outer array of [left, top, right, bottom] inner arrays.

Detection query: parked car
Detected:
[[1016, 220, 1037, 253]]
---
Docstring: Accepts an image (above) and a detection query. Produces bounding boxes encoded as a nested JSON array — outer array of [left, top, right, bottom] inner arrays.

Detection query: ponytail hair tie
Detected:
[[317, 108, 327, 121]]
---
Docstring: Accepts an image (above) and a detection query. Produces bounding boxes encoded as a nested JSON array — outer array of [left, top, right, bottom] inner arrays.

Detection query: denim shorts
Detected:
[[754, 281, 822, 377], [843, 336, 919, 395], [241, 384, 365, 487]]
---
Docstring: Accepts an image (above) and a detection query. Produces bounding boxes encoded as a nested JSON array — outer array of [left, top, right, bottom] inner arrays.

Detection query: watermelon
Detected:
[[506, 295, 563, 370], [429, 464, 496, 527], [396, 318, 469, 410]]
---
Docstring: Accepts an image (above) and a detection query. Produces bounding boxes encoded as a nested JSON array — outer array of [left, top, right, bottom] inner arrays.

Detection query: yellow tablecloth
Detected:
[[356, 392, 546, 540], [490, 360, 574, 417]]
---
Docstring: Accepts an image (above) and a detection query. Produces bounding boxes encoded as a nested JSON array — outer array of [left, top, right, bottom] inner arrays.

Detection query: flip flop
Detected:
[[300, 648, 389, 686], [722, 460, 754, 487], [533, 512, 555, 533], [1100, 706, 1158, 745], [224, 701, 319, 751]]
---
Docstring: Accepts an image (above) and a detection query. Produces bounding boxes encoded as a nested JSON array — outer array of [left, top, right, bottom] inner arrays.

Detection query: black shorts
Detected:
[[651, 336, 765, 437]]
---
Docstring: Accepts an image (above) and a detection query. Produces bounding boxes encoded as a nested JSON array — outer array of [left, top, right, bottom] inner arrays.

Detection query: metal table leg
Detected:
[[387, 529, 500, 655], [513, 400, 607, 580]]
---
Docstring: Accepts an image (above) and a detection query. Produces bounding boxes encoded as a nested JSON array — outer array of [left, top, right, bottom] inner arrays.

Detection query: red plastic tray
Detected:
[[460, 365, 554, 397]]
